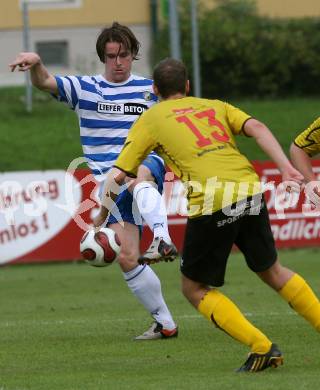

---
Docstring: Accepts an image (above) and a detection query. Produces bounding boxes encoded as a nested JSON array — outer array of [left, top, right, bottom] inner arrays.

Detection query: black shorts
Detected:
[[181, 194, 277, 287]]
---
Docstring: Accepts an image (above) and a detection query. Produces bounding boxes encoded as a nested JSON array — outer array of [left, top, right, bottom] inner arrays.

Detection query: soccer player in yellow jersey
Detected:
[[95, 58, 320, 372], [290, 118, 320, 207]]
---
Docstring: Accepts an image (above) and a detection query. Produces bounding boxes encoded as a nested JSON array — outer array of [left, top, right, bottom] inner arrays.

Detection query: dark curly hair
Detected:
[[96, 22, 140, 63]]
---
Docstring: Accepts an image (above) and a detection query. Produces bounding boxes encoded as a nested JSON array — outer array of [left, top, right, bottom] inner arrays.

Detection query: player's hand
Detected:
[[92, 206, 109, 231], [281, 165, 304, 193], [9, 52, 41, 72], [305, 181, 320, 209]]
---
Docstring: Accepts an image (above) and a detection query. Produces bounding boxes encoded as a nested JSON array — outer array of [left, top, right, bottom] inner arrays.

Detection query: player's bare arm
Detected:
[[9, 52, 58, 94], [289, 143, 317, 182], [290, 143, 320, 207], [244, 118, 304, 186]]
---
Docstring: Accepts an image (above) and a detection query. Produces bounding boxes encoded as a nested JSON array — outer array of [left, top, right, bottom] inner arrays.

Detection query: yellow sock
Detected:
[[279, 273, 320, 331], [198, 289, 272, 353]]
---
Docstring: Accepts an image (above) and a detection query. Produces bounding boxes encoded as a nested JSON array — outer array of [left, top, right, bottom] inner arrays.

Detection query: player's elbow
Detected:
[[32, 74, 58, 94], [243, 118, 267, 137]]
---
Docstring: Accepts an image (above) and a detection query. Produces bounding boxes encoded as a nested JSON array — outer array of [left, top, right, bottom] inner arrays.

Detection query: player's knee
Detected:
[[181, 280, 206, 308], [117, 249, 139, 269], [128, 177, 156, 194], [136, 165, 155, 183], [181, 283, 189, 299], [257, 261, 294, 291], [181, 287, 195, 306]]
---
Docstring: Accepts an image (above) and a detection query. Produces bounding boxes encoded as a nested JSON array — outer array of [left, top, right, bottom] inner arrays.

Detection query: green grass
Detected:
[[1, 86, 320, 170], [235, 98, 320, 161], [0, 86, 83, 172], [0, 248, 319, 389]]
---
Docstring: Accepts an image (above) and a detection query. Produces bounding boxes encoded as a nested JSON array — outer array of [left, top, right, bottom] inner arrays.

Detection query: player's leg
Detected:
[[133, 165, 171, 243], [238, 195, 320, 332], [109, 221, 177, 339], [257, 261, 320, 331], [182, 275, 273, 354], [181, 211, 282, 371], [131, 157, 177, 263], [102, 183, 177, 339]]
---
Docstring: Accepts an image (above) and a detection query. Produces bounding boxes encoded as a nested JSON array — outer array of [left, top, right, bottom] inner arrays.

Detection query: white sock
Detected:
[[133, 182, 171, 243], [123, 264, 176, 330]]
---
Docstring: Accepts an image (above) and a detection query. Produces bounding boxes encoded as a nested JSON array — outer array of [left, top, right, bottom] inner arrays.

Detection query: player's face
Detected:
[[104, 42, 134, 83]]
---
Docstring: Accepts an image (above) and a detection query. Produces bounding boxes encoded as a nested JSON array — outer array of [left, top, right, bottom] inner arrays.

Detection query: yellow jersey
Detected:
[[294, 117, 320, 157], [115, 96, 261, 217]]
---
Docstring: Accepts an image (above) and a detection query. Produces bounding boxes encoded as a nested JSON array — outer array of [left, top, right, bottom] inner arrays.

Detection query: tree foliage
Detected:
[[152, 0, 320, 98]]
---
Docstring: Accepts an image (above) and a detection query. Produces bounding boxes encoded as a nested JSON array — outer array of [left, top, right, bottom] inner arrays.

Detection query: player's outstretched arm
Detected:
[[244, 118, 304, 186], [289, 143, 316, 183], [9, 52, 58, 94], [290, 143, 320, 207]]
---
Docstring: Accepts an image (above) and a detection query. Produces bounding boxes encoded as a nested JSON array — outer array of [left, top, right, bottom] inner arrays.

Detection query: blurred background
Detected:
[[1, 0, 320, 94]]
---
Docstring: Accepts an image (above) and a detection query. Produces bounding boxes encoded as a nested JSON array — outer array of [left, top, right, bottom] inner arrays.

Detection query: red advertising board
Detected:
[[0, 161, 320, 265], [254, 160, 320, 248]]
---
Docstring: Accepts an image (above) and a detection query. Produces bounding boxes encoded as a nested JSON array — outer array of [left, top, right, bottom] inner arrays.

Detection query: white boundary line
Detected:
[[0, 311, 297, 328]]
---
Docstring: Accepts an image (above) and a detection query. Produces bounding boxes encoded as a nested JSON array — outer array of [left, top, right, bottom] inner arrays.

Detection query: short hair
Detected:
[[153, 58, 188, 99], [96, 22, 140, 63]]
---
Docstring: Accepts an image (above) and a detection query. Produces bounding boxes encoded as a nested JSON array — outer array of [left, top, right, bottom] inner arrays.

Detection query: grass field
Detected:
[[0, 87, 82, 172], [0, 248, 319, 390], [1, 87, 320, 389], [1, 86, 320, 170]]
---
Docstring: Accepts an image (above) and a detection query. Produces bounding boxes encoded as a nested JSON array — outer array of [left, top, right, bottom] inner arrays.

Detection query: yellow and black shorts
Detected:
[[181, 194, 277, 287]]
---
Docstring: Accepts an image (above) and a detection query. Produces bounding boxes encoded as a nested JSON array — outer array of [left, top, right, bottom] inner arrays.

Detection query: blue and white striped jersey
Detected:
[[55, 73, 162, 181]]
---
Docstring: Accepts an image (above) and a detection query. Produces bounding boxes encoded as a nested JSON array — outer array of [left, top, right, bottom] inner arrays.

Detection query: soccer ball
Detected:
[[80, 228, 121, 267]]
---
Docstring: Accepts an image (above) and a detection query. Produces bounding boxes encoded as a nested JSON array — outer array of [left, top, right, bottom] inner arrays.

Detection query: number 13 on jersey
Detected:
[[176, 108, 230, 147]]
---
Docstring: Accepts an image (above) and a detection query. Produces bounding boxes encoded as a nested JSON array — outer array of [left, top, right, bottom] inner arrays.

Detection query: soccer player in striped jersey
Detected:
[[9, 23, 178, 340], [98, 58, 320, 371], [290, 118, 320, 207]]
